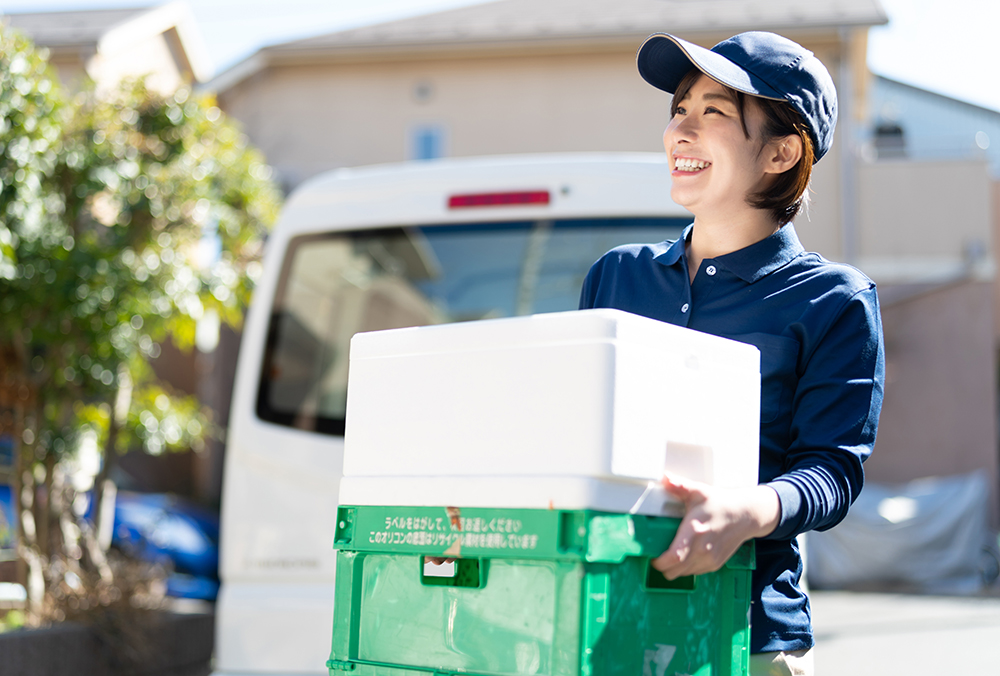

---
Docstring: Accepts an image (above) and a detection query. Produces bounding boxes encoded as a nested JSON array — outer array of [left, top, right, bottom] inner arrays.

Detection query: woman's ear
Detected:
[[764, 134, 804, 174]]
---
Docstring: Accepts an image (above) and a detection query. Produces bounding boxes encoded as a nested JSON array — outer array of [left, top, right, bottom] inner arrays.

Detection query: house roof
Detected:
[[4, 2, 212, 82], [209, 0, 886, 93], [4, 7, 149, 48], [283, 0, 886, 51]]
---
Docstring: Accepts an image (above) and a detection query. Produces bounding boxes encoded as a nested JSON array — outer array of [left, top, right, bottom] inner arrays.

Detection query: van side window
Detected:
[[255, 219, 686, 435]]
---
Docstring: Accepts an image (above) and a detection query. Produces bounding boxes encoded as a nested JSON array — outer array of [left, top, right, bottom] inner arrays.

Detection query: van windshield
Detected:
[[256, 217, 687, 435]]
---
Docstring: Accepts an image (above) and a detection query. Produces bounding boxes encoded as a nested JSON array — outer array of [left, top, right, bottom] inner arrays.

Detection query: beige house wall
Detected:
[[797, 140, 840, 262], [218, 50, 669, 180], [856, 159, 993, 275], [47, 56, 90, 91]]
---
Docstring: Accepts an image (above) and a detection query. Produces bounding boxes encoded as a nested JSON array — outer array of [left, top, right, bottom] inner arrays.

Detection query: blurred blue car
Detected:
[[109, 491, 220, 600]]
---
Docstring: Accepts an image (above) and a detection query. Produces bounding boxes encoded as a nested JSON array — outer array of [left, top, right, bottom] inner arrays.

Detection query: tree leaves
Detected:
[[0, 23, 281, 462], [0, 26, 63, 278]]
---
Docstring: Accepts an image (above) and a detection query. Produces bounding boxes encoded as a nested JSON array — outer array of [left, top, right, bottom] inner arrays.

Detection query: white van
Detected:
[[213, 152, 690, 675]]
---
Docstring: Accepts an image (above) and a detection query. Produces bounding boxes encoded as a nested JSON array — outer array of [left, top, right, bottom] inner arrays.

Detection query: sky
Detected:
[[2, 0, 999, 113]]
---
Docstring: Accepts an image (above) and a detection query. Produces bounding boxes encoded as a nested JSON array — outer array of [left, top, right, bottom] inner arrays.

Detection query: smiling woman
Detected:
[[665, 75, 792, 245], [580, 31, 885, 676], [668, 69, 815, 231]]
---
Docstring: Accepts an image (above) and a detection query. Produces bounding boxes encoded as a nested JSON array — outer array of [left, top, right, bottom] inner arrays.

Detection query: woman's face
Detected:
[[663, 74, 774, 221]]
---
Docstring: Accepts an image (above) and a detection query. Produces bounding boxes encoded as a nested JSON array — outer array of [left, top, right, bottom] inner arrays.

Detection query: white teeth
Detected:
[[675, 158, 710, 171]]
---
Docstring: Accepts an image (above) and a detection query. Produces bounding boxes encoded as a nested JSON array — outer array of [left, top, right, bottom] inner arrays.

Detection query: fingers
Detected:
[[653, 482, 766, 580], [424, 556, 456, 565], [651, 543, 688, 577], [660, 472, 690, 500], [652, 541, 721, 579], [660, 473, 709, 504], [651, 520, 696, 579], [651, 514, 727, 579]]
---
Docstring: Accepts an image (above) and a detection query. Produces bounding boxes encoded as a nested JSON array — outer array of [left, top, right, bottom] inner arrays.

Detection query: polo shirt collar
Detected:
[[722, 224, 805, 283], [651, 223, 692, 267], [653, 223, 805, 284]]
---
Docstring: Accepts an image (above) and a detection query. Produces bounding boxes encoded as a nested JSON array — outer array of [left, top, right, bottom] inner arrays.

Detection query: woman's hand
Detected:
[[651, 474, 781, 579]]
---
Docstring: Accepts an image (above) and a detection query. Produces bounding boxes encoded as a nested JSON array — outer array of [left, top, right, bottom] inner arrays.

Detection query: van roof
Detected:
[[275, 152, 690, 236]]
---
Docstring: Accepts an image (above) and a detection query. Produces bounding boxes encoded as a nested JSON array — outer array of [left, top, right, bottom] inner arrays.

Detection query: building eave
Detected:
[[96, 1, 213, 82], [207, 15, 879, 95]]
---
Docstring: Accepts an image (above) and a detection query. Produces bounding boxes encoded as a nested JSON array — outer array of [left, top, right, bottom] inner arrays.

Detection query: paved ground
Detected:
[[811, 589, 1000, 674]]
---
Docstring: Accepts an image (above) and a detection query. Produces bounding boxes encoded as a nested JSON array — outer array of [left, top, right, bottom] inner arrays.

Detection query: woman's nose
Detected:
[[667, 114, 698, 142]]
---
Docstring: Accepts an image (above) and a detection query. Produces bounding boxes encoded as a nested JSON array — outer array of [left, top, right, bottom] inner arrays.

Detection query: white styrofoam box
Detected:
[[340, 308, 760, 513]]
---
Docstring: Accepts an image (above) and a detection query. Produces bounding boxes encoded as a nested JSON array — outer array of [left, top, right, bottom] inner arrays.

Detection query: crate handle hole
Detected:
[[645, 560, 696, 592], [423, 559, 456, 578], [420, 558, 484, 588]]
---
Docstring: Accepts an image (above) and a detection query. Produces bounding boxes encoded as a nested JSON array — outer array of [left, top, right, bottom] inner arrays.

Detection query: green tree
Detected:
[[0, 23, 62, 276], [0, 22, 65, 624], [0, 23, 281, 625]]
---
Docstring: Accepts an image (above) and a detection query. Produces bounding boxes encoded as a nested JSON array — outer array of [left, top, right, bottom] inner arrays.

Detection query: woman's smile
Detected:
[[673, 156, 712, 173]]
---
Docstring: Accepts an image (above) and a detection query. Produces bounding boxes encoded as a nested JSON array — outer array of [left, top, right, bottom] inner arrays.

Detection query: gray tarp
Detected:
[[806, 471, 998, 594]]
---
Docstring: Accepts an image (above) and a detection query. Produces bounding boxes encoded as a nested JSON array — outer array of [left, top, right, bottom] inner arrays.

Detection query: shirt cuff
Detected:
[[764, 479, 804, 541]]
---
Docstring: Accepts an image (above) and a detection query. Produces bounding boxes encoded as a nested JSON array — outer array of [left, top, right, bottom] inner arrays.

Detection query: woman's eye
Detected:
[[673, 106, 687, 116], [705, 106, 722, 115]]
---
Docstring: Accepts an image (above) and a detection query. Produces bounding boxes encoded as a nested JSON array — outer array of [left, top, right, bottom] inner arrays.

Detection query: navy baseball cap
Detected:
[[637, 31, 838, 162]]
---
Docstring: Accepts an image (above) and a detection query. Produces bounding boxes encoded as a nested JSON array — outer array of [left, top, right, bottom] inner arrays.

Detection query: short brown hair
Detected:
[[670, 69, 815, 226]]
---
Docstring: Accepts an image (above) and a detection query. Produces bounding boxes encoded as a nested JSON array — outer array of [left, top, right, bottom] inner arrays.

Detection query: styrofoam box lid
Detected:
[[350, 308, 759, 368], [344, 309, 761, 511]]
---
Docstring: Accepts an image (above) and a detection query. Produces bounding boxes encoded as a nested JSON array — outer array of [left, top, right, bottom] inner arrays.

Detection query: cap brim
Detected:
[[637, 34, 784, 101]]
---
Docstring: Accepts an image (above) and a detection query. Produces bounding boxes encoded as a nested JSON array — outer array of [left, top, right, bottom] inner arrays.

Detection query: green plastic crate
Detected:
[[329, 505, 753, 676]]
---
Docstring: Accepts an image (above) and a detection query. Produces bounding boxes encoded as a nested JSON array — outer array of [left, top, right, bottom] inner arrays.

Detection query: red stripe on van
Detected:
[[448, 191, 550, 209]]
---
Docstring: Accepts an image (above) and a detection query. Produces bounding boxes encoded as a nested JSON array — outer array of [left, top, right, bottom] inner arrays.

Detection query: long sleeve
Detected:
[[764, 285, 885, 540]]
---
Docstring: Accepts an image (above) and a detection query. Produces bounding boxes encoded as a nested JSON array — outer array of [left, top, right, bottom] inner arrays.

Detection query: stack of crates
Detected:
[[330, 309, 761, 676], [328, 505, 752, 676]]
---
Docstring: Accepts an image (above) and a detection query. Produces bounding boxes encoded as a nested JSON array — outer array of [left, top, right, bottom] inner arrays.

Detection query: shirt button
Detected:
[[681, 303, 689, 313], [706, 265, 717, 276]]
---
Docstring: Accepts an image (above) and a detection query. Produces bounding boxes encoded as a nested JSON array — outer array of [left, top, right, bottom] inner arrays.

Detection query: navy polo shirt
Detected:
[[579, 223, 884, 653]]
